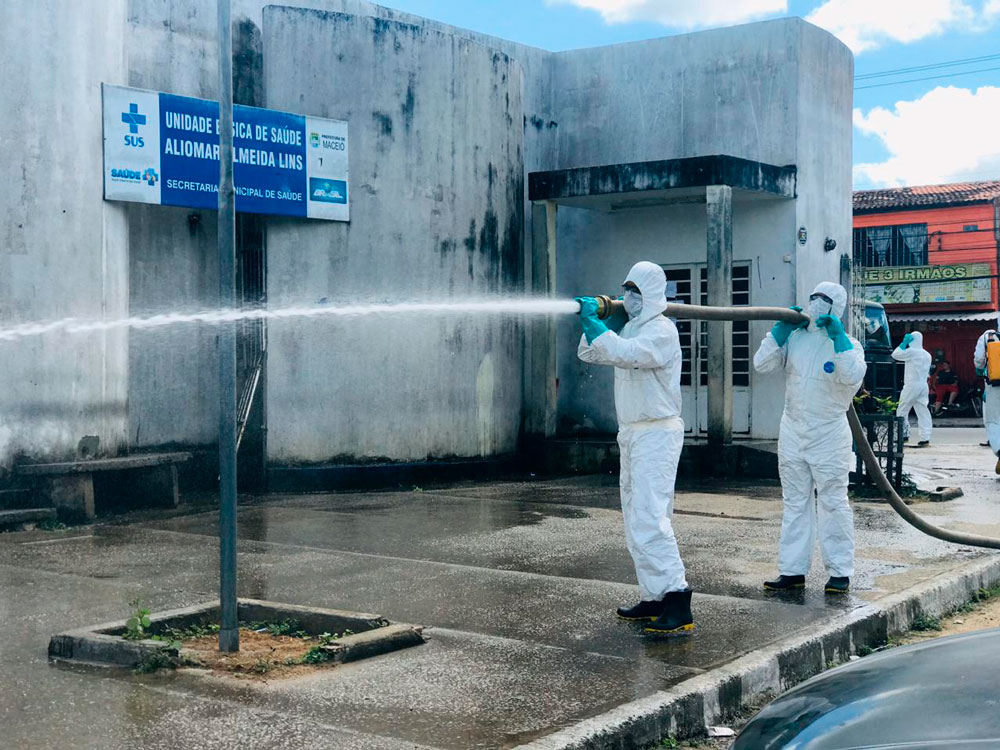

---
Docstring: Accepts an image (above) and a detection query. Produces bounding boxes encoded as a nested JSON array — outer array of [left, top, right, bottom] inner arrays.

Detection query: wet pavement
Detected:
[[2, 430, 998, 749]]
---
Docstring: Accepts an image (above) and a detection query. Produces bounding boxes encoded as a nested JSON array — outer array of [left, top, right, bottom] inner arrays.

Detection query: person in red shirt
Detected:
[[932, 360, 959, 415]]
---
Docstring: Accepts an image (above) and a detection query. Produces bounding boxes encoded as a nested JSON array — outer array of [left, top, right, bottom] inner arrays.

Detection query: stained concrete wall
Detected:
[[262, 8, 525, 462], [122, 0, 555, 455], [0, 0, 129, 466], [792, 22, 854, 310], [1, 1, 851, 466], [548, 19, 852, 439], [555, 198, 793, 438]]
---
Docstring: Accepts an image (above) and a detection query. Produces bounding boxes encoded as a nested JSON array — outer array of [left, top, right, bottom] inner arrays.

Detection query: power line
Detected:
[[855, 65, 1000, 90], [855, 53, 1000, 80]]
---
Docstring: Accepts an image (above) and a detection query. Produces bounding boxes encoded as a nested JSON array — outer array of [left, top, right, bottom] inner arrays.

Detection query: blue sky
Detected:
[[380, 0, 1000, 188]]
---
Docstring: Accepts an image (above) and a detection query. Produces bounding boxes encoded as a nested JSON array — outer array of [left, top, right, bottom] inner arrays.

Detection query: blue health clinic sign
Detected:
[[103, 84, 349, 221]]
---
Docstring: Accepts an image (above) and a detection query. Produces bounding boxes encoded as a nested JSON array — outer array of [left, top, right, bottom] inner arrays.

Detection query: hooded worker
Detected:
[[575, 261, 694, 636], [892, 331, 933, 446], [973, 312, 1000, 474], [753, 281, 867, 594]]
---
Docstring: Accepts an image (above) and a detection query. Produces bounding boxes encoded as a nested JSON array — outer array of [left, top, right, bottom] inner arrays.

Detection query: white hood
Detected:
[[623, 261, 668, 325], [812, 281, 848, 318], [908, 330, 924, 350]]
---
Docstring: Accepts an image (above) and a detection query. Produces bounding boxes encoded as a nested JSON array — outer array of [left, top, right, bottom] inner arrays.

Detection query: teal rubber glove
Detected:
[[900, 333, 913, 350], [816, 314, 853, 353], [575, 296, 609, 345], [769, 306, 806, 347]]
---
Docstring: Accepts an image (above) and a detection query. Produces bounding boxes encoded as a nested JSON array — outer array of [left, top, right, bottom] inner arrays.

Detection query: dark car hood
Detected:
[[734, 628, 1000, 750]]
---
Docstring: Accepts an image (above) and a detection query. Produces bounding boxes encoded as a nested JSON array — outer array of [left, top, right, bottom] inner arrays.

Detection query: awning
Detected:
[[889, 311, 998, 323]]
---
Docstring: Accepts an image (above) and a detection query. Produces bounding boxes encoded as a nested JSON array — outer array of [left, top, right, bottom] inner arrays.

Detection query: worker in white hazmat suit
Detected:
[[892, 331, 933, 446], [576, 261, 694, 636], [973, 314, 1000, 474], [753, 281, 867, 594]]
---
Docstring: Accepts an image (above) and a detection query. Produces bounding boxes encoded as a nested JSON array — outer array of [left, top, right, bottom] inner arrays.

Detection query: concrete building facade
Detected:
[[0, 1, 853, 483]]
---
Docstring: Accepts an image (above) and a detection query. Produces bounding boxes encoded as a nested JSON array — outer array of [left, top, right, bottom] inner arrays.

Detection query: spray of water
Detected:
[[0, 298, 583, 342]]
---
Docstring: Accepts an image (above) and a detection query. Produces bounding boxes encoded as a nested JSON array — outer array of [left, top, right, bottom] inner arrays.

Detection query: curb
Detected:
[[515, 553, 1000, 750]]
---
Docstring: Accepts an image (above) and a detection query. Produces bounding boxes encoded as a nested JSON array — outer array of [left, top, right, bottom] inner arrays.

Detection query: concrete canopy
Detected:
[[528, 154, 797, 212]]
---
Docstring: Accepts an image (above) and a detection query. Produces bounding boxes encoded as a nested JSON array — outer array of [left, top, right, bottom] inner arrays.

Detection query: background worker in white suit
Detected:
[[973, 315, 1000, 474], [892, 331, 933, 446]]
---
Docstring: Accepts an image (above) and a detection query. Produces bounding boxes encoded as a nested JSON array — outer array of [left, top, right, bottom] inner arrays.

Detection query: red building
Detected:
[[853, 181, 1000, 391]]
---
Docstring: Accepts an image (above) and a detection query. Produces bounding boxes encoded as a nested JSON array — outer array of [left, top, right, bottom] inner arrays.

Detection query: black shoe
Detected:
[[918, 440, 930, 447], [825, 576, 850, 594], [764, 574, 805, 591], [644, 589, 695, 636], [616, 599, 665, 621]]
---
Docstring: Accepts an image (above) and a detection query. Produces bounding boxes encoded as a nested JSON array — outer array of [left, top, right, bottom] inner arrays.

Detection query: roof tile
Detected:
[[854, 180, 1000, 212]]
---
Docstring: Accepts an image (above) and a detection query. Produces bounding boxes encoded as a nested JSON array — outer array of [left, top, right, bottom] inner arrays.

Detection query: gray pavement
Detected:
[[2, 429, 999, 749]]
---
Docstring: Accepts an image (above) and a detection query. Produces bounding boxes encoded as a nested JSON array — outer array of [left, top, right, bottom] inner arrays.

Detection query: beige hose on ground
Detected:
[[587, 296, 1000, 549]]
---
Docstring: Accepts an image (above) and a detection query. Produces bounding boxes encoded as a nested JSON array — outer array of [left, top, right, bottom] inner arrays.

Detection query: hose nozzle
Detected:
[[593, 295, 618, 320]]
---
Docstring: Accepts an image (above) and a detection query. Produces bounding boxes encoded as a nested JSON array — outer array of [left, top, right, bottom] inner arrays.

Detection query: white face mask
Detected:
[[808, 297, 832, 321], [624, 290, 643, 318]]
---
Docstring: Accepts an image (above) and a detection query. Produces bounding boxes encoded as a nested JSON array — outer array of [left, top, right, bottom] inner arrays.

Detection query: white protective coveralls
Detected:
[[892, 331, 933, 443], [753, 282, 867, 578], [578, 261, 688, 599], [974, 318, 1000, 456]]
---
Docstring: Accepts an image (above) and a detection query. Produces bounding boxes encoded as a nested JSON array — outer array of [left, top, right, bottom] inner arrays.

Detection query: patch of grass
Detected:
[[156, 621, 220, 641], [975, 585, 1000, 602], [295, 630, 354, 665], [244, 619, 307, 638], [36, 518, 67, 531], [659, 738, 679, 749], [300, 645, 335, 664], [910, 613, 942, 632], [856, 644, 874, 657], [134, 646, 179, 674]]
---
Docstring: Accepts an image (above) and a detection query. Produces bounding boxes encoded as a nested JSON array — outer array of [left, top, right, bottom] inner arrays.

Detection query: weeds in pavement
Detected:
[[245, 619, 308, 638], [123, 598, 153, 641], [134, 646, 181, 674], [156, 621, 220, 641], [910, 613, 942, 631]]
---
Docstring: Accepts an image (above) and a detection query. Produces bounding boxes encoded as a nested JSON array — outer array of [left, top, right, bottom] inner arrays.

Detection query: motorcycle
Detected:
[[932, 382, 983, 419]]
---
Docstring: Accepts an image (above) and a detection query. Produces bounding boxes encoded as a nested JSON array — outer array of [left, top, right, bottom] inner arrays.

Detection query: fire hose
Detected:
[[588, 296, 1000, 550]]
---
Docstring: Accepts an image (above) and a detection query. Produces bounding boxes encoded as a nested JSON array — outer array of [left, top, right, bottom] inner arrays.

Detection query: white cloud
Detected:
[[853, 85, 1000, 187], [545, 0, 787, 29], [806, 0, 977, 53], [986, 0, 1000, 18]]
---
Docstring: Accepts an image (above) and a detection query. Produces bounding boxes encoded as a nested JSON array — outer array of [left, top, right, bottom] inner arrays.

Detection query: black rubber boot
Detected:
[[616, 599, 664, 621], [764, 574, 806, 591], [825, 576, 850, 594], [644, 589, 695, 636]]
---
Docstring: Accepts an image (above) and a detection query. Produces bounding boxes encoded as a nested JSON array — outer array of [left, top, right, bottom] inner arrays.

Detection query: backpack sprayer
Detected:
[[582, 296, 1000, 550]]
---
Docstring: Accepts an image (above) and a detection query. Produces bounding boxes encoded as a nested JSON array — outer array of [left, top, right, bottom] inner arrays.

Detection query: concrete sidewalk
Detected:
[[2, 432, 998, 749]]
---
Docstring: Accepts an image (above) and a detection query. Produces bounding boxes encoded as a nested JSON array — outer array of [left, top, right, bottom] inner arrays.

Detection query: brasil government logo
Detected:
[[309, 178, 347, 204]]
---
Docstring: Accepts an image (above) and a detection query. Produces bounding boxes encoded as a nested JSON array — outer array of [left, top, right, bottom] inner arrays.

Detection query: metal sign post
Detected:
[[217, 0, 239, 653]]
